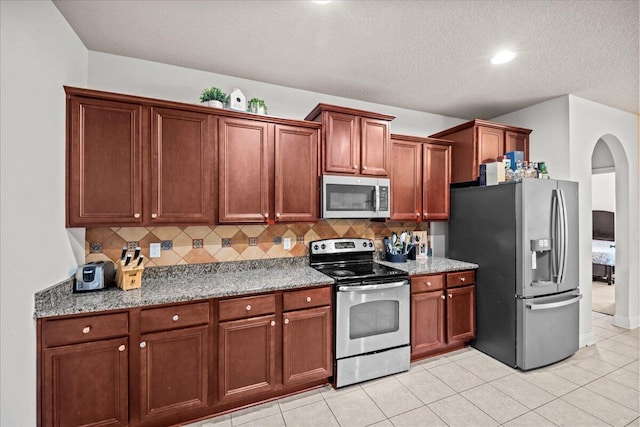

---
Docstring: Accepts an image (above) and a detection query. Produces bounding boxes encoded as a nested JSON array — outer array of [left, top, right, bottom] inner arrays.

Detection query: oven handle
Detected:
[[338, 280, 408, 292]]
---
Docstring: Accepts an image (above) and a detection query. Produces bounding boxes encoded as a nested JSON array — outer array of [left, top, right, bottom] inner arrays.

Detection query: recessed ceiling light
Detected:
[[313, 1, 333, 4], [491, 50, 517, 65]]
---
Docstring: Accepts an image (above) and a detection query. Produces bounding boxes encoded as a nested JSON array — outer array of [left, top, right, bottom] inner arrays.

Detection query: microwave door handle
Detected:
[[374, 185, 379, 212]]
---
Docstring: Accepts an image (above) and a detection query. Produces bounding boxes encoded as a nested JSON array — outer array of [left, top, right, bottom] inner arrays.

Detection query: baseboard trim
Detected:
[[612, 314, 640, 330]]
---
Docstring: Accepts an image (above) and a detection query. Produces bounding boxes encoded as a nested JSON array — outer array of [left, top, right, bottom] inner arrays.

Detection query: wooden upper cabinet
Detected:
[[423, 142, 451, 221], [218, 117, 271, 223], [360, 117, 390, 176], [67, 96, 144, 226], [274, 125, 319, 222], [390, 135, 452, 222], [390, 138, 422, 221], [306, 104, 394, 177], [324, 111, 359, 174], [151, 108, 215, 224], [430, 119, 532, 183]]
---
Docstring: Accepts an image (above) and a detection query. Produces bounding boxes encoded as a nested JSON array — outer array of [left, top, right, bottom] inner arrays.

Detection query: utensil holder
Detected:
[[385, 253, 407, 263], [116, 262, 144, 291]]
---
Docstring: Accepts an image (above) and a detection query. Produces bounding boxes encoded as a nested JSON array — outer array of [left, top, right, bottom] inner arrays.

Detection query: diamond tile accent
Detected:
[[89, 243, 103, 254], [86, 219, 426, 266]]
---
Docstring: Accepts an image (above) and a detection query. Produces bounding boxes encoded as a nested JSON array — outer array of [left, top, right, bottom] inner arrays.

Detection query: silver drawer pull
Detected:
[[461, 277, 466, 282], [284, 319, 289, 325], [426, 282, 431, 286], [140, 341, 146, 348], [82, 326, 91, 334], [246, 304, 252, 311], [172, 314, 179, 321], [270, 320, 276, 326], [306, 296, 312, 302], [441, 295, 445, 299], [449, 294, 452, 298], [118, 345, 126, 352]]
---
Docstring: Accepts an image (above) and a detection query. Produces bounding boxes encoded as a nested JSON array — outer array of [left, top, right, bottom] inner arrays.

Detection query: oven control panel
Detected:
[[310, 238, 375, 255]]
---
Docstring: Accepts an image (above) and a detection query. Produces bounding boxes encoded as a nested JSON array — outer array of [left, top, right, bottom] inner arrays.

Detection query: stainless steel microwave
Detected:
[[321, 175, 390, 218]]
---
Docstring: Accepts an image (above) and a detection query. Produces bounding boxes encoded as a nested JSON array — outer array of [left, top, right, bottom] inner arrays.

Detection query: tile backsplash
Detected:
[[85, 220, 429, 267]]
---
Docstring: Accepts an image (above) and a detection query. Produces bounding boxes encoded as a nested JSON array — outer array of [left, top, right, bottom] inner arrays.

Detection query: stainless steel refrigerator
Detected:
[[449, 179, 581, 370]]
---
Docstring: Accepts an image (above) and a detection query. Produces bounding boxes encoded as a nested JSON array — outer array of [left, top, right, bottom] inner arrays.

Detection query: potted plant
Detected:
[[199, 87, 229, 108], [248, 97, 268, 115]]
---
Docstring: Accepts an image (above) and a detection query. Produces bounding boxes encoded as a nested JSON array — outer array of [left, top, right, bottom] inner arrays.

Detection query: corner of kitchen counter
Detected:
[[376, 257, 478, 275]]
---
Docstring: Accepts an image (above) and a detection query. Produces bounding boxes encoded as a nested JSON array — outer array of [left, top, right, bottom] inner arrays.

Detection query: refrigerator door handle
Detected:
[[551, 190, 560, 281], [526, 294, 582, 311], [557, 189, 568, 283]]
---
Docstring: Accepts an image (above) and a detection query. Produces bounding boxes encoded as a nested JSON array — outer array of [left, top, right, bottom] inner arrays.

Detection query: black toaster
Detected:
[[73, 261, 116, 292]]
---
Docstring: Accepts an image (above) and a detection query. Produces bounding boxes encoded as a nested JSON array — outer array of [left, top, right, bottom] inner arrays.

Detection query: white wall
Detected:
[[591, 172, 616, 212], [0, 1, 88, 424], [493, 95, 640, 343], [88, 52, 465, 137]]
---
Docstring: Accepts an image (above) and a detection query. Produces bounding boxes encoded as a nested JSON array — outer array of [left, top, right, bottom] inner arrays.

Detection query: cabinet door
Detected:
[[476, 126, 504, 165], [323, 111, 359, 174], [218, 314, 277, 403], [505, 131, 529, 160], [282, 306, 332, 387], [68, 96, 143, 226], [360, 117, 390, 176], [390, 139, 422, 221], [43, 338, 128, 427], [411, 291, 445, 356], [218, 117, 270, 223], [151, 108, 214, 224], [274, 125, 319, 222], [139, 326, 208, 422], [446, 285, 476, 343], [423, 143, 451, 221]]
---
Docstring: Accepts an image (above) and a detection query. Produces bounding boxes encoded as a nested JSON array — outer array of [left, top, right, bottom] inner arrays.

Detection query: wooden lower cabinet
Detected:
[[446, 285, 476, 343], [282, 306, 332, 386], [217, 314, 277, 403], [42, 337, 128, 427], [410, 271, 476, 360], [138, 325, 209, 423]]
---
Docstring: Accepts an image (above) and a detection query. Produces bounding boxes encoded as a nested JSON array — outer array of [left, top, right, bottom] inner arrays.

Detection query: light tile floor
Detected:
[[185, 312, 639, 427]]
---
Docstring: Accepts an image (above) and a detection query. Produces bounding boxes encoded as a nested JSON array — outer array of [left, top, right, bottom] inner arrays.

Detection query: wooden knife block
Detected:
[[116, 261, 144, 291]]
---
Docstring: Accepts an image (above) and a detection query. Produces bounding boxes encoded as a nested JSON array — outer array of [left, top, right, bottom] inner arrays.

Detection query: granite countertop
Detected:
[[34, 256, 478, 319], [376, 256, 478, 275], [34, 257, 333, 319]]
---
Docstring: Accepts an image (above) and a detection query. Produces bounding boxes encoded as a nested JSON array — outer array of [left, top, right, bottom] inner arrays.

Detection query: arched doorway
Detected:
[[591, 140, 616, 316], [590, 134, 632, 328]]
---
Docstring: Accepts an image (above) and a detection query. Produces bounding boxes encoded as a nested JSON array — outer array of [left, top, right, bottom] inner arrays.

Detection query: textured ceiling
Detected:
[[53, 0, 639, 120]]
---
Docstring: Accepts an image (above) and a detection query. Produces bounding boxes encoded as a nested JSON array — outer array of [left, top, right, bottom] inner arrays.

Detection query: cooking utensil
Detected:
[[124, 254, 132, 267], [136, 255, 144, 266], [133, 246, 141, 260], [120, 246, 127, 261]]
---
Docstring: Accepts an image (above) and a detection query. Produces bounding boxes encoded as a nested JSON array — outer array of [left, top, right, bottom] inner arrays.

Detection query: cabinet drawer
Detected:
[[411, 274, 444, 293], [140, 302, 209, 334], [283, 287, 331, 311], [219, 294, 275, 321], [43, 312, 128, 347], [447, 270, 476, 288]]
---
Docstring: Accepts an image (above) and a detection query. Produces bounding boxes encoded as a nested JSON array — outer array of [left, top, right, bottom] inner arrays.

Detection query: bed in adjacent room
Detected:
[[592, 210, 615, 285]]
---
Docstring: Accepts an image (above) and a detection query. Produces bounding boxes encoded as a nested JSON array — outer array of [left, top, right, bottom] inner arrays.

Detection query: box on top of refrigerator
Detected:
[[479, 162, 505, 186]]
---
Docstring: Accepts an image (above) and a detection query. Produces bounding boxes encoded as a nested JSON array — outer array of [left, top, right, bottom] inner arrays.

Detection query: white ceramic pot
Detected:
[[207, 100, 223, 108]]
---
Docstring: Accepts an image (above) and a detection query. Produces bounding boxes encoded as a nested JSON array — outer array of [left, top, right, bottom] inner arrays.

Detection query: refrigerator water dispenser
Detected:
[[530, 238, 552, 282]]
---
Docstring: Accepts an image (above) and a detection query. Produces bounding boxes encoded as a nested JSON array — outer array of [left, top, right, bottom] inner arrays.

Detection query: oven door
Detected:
[[335, 280, 410, 359]]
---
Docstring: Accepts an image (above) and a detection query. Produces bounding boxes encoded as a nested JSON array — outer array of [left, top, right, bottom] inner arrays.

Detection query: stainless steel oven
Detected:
[[310, 238, 410, 388]]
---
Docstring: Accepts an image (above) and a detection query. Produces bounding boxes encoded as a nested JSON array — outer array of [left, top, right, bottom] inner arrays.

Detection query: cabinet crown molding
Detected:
[[305, 103, 396, 122], [429, 119, 532, 139]]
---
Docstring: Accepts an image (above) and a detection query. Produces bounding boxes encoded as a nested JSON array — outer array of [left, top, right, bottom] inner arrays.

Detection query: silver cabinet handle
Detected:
[[284, 319, 289, 325], [426, 282, 432, 286], [448, 294, 452, 298], [461, 277, 466, 282], [151, 213, 158, 219], [118, 344, 126, 352], [264, 213, 269, 218], [363, 166, 368, 170], [246, 304, 252, 311], [140, 341, 146, 348], [416, 212, 420, 217], [172, 314, 179, 321], [441, 295, 445, 299], [270, 320, 276, 326], [353, 164, 358, 169], [134, 213, 141, 218], [306, 296, 312, 302], [276, 213, 281, 218], [82, 326, 91, 334]]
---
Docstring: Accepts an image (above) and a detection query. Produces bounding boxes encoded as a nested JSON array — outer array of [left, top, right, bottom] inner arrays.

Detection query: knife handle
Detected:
[[124, 254, 132, 267], [136, 255, 144, 266], [133, 247, 141, 259], [120, 247, 127, 260]]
